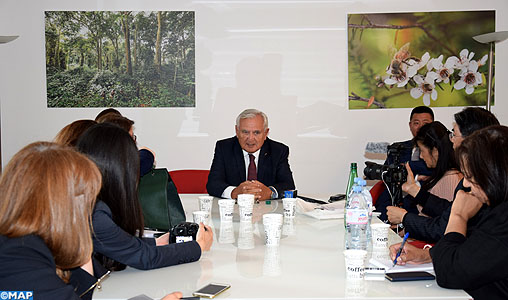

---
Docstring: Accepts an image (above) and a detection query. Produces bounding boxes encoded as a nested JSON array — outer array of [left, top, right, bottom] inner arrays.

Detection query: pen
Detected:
[[393, 232, 409, 267]]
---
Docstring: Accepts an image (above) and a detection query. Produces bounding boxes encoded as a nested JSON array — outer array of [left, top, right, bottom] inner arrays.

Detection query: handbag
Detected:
[[138, 168, 186, 231]]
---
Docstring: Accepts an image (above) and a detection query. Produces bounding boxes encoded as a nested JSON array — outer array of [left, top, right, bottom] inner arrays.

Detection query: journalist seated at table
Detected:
[[387, 107, 499, 243], [386, 121, 462, 228], [0, 142, 106, 300], [390, 125, 508, 300], [207, 109, 295, 201], [77, 123, 213, 272]]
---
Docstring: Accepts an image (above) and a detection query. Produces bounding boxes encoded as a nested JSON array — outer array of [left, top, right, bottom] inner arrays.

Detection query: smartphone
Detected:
[[385, 271, 435, 282], [192, 283, 231, 298]]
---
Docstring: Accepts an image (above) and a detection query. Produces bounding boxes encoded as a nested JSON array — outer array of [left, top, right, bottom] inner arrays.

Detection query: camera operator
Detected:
[[375, 106, 434, 221]]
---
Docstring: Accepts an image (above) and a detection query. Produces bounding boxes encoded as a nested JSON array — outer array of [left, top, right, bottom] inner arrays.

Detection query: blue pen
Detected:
[[393, 232, 410, 266]]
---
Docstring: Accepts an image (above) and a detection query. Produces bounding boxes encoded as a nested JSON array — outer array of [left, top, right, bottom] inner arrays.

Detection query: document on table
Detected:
[[297, 198, 345, 220], [369, 257, 434, 273]]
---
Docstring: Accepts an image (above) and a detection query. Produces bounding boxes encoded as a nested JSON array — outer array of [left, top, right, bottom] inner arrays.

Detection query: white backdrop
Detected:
[[1, 0, 508, 196]]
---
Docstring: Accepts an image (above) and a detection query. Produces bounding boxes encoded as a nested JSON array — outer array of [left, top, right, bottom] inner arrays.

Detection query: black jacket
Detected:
[[430, 200, 508, 300], [0, 235, 98, 300], [92, 201, 201, 271], [206, 136, 295, 198]]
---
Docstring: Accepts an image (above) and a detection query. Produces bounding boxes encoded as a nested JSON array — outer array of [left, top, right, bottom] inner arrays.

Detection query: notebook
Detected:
[[369, 257, 434, 274]]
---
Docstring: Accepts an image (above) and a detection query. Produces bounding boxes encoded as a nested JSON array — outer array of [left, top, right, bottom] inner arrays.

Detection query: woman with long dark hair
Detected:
[[77, 123, 212, 271], [387, 121, 463, 224], [390, 125, 508, 300]]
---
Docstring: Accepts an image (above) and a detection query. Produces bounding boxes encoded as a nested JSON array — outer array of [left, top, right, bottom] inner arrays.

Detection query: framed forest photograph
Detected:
[[45, 11, 195, 108], [347, 11, 495, 109]]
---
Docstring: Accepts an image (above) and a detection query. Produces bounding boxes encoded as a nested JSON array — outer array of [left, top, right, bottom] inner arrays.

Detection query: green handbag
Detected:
[[138, 168, 186, 231]]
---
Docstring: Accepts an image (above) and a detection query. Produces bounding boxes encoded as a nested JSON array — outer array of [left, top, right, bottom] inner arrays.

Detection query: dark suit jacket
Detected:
[[0, 234, 99, 300], [206, 136, 295, 198]]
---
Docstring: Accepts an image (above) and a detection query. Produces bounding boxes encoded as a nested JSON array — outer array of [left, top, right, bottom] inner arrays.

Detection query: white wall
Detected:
[[1, 0, 508, 196]]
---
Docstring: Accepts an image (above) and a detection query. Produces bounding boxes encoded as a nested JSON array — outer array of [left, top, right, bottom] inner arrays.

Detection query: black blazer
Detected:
[[0, 234, 97, 300], [206, 136, 295, 198]]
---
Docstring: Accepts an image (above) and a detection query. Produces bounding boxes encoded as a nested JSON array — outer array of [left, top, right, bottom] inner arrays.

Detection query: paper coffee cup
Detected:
[[282, 198, 297, 218], [238, 194, 254, 222], [263, 213, 283, 246], [343, 249, 367, 279], [192, 210, 209, 225], [218, 199, 235, 222], [198, 196, 213, 213], [371, 223, 391, 249]]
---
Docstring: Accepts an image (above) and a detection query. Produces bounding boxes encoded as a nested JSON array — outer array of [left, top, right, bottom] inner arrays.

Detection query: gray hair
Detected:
[[236, 109, 268, 130]]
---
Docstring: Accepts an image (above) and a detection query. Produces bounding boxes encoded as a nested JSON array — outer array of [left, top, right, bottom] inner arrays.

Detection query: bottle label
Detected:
[[346, 208, 368, 225]]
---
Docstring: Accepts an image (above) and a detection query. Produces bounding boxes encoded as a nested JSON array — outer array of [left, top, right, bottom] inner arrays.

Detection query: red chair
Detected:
[[369, 180, 386, 206], [168, 169, 210, 194]]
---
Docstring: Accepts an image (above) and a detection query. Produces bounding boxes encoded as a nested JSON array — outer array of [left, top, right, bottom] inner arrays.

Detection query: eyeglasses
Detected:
[[449, 130, 462, 139]]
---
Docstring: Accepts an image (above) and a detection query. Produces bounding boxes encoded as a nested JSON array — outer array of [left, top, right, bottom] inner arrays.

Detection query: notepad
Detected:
[[369, 257, 434, 274]]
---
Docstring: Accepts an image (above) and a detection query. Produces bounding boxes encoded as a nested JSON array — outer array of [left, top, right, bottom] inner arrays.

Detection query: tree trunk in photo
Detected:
[[96, 38, 102, 71], [53, 28, 61, 69], [133, 22, 138, 70], [122, 12, 132, 76], [154, 11, 162, 73], [173, 60, 178, 88]]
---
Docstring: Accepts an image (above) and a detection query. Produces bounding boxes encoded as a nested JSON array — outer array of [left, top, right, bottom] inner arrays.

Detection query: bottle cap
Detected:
[[353, 186, 362, 193]]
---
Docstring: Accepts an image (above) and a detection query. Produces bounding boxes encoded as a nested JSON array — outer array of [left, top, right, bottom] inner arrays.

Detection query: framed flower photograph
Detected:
[[347, 11, 495, 109]]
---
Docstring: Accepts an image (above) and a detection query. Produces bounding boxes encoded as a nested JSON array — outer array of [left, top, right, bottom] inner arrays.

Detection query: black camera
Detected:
[[170, 222, 199, 244], [363, 142, 409, 206], [363, 142, 408, 184]]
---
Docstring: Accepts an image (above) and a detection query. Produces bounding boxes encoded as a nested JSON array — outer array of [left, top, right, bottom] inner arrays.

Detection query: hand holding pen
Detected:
[[392, 232, 410, 266]]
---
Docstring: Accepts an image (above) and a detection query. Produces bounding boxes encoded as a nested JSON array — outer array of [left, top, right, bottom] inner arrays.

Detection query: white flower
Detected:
[[477, 54, 488, 67], [426, 55, 455, 83], [410, 73, 439, 106], [454, 60, 482, 94], [454, 49, 475, 69], [406, 52, 430, 78]]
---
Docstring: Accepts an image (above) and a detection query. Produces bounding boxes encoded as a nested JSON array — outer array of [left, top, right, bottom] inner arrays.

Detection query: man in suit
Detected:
[[376, 106, 434, 221], [207, 109, 295, 200]]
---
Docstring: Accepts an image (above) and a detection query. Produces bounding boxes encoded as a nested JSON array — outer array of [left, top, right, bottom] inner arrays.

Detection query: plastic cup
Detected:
[[238, 194, 255, 222], [218, 199, 235, 222], [263, 213, 283, 246], [343, 249, 367, 279], [198, 196, 213, 213], [282, 198, 297, 218], [192, 210, 209, 226], [238, 221, 254, 250], [371, 223, 391, 249]]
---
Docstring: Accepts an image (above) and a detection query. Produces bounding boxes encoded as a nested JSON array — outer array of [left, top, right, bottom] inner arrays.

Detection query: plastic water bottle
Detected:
[[358, 179, 373, 246], [344, 177, 360, 227], [343, 163, 358, 228], [345, 185, 368, 250]]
